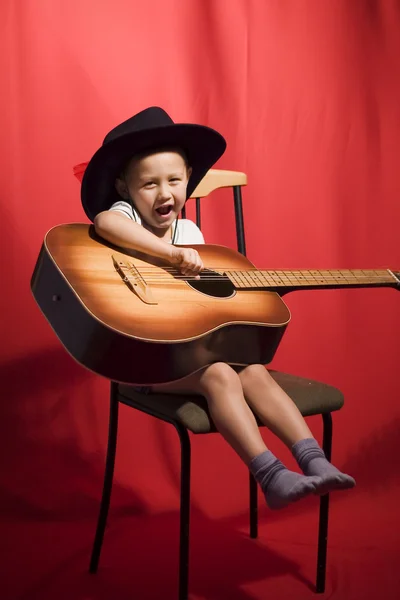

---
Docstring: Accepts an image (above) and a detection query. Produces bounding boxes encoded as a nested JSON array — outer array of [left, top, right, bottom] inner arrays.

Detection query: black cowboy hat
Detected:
[[81, 106, 226, 222]]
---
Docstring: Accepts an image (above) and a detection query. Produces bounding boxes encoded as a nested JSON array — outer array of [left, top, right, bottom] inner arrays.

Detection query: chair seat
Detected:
[[117, 370, 344, 434]]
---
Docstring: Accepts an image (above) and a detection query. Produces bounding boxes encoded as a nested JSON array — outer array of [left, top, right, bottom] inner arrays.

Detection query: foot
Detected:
[[265, 468, 323, 510], [308, 460, 356, 496], [250, 450, 322, 510], [292, 438, 356, 496]]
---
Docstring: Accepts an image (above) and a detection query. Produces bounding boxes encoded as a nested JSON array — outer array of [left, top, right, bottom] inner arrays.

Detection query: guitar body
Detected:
[[31, 223, 291, 384]]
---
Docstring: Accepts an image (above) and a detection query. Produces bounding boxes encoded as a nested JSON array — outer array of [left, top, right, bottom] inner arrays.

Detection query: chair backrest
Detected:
[[184, 169, 248, 255], [190, 169, 247, 198]]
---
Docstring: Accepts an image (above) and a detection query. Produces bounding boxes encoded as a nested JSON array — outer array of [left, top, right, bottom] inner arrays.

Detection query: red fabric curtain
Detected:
[[1, 1, 399, 598]]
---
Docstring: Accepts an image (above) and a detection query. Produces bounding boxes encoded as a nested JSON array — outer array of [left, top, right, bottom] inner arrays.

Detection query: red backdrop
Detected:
[[1, 1, 399, 599]]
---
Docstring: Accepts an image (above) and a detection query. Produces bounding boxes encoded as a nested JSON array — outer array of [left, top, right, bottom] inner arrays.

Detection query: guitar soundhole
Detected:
[[186, 269, 235, 298]]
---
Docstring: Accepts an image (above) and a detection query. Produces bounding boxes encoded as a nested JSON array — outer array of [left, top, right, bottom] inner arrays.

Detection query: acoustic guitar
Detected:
[[31, 223, 399, 385]]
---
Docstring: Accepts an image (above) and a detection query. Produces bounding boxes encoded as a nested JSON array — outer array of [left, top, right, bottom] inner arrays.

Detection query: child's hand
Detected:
[[170, 247, 204, 278]]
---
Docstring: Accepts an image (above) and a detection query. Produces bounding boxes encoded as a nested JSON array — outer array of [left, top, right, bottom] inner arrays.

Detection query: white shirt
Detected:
[[109, 200, 205, 245]]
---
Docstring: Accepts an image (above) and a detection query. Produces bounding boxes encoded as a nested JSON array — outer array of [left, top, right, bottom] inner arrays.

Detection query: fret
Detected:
[[228, 271, 242, 287], [283, 271, 299, 285], [252, 271, 266, 287], [308, 270, 329, 283], [261, 271, 282, 286], [275, 270, 296, 285], [341, 271, 358, 283], [238, 271, 249, 287], [329, 270, 345, 284], [227, 271, 236, 286], [244, 272, 255, 286], [265, 271, 286, 285], [236, 271, 247, 288], [231, 271, 248, 288], [303, 270, 316, 282], [273, 271, 299, 286], [248, 270, 263, 287], [292, 272, 311, 285], [251, 271, 266, 286], [352, 270, 367, 278], [285, 272, 309, 286], [240, 271, 253, 287]]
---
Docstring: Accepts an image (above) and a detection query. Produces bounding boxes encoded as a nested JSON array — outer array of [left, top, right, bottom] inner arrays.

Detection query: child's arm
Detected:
[[94, 210, 203, 276]]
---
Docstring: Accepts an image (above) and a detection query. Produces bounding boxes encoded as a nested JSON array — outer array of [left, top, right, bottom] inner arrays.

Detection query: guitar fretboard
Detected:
[[227, 269, 398, 290]]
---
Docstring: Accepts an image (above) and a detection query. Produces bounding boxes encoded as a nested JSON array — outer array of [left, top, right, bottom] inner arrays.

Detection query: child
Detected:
[[81, 106, 355, 510]]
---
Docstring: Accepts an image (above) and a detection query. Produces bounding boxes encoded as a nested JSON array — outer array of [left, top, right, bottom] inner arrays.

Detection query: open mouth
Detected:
[[155, 205, 173, 217]]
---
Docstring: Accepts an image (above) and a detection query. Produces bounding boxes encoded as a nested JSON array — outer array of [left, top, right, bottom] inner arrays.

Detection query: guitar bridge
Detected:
[[112, 255, 158, 305]]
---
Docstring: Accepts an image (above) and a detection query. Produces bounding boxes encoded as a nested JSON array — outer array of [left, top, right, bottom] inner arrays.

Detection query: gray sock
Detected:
[[292, 438, 356, 495], [250, 450, 322, 510]]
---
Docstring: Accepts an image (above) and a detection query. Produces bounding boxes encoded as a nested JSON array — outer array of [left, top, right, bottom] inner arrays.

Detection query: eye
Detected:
[[170, 177, 181, 183], [143, 181, 155, 188]]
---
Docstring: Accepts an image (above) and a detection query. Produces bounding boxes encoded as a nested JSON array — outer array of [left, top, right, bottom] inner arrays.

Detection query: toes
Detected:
[[309, 476, 324, 488], [314, 474, 356, 495], [289, 477, 322, 501]]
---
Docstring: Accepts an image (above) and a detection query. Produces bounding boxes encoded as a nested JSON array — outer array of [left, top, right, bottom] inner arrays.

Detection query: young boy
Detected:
[[81, 106, 355, 510]]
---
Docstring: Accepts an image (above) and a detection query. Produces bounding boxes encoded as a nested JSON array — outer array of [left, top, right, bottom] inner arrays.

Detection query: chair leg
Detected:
[[316, 412, 333, 593], [174, 422, 191, 600], [249, 471, 258, 538], [89, 381, 120, 574]]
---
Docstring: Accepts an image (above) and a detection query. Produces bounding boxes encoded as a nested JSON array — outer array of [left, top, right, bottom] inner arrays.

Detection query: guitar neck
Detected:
[[226, 269, 400, 292]]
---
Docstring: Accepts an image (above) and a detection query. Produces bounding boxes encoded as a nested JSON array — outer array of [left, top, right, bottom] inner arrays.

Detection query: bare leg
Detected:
[[238, 364, 313, 448], [153, 362, 267, 464], [152, 363, 321, 509], [238, 365, 355, 494]]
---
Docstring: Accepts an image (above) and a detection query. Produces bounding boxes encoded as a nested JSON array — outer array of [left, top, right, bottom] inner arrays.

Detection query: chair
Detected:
[[88, 169, 345, 599]]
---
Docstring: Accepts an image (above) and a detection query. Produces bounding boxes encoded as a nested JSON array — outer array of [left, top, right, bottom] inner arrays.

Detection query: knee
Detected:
[[200, 362, 241, 394], [239, 364, 275, 386]]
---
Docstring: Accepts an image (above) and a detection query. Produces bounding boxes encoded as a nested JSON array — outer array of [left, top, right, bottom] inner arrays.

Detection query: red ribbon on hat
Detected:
[[73, 162, 89, 182]]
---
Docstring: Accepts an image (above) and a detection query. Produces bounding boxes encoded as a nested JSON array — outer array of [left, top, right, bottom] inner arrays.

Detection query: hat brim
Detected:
[[81, 123, 226, 222]]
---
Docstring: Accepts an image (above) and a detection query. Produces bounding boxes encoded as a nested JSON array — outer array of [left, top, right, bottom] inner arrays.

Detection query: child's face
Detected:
[[119, 150, 192, 235]]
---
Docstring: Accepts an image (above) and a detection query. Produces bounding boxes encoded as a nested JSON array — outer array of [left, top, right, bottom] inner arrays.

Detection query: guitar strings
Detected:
[[130, 267, 392, 274], [128, 267, 392, 277], [114, 264, 394, 284], [128, 270, 391, 277], [123, 274, 393, 283], [125, 272, 393, 280], [133, 274, 391, 279]]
